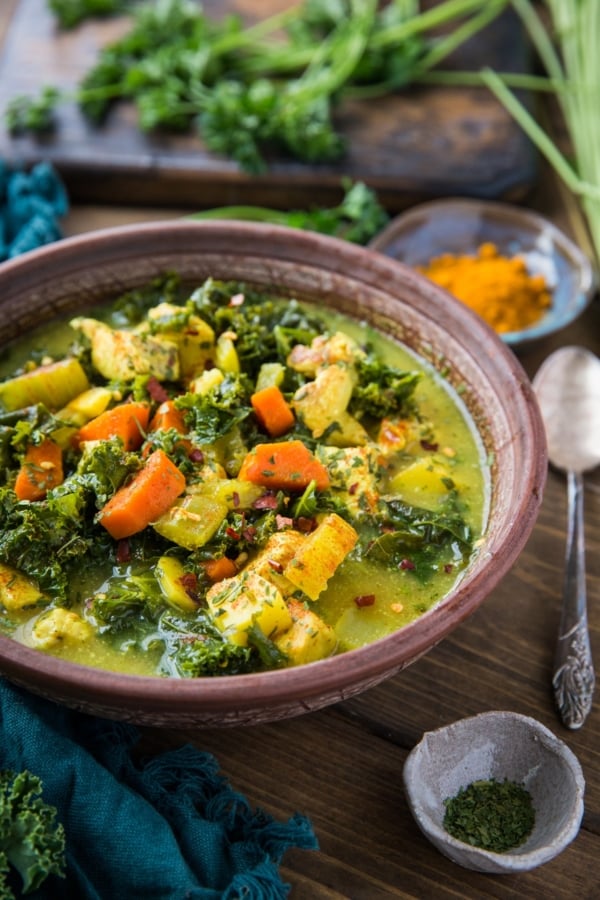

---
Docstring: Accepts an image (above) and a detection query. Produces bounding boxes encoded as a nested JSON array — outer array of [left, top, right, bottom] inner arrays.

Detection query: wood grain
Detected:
[[2, 7, 598, 893], [0, 0, 537, 210], [137, 298, 600, 899]]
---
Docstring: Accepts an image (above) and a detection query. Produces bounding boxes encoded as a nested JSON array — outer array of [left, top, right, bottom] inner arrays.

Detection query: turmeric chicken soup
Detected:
[[0, 276, 489, 677]]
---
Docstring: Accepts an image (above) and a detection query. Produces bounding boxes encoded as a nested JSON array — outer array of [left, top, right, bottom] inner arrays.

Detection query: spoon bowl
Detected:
[[534, 347, 600, 475], [533, 346, 600, 728]]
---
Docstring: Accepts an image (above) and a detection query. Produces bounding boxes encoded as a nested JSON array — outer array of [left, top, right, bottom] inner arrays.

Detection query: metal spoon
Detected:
[[533, 346, 600, 729]]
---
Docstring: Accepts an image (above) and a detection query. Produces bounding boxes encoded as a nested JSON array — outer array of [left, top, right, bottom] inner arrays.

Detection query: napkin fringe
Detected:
[[78, 717, 319, 897], [0, 684, 318, 899], [0, 160, 68, 260]]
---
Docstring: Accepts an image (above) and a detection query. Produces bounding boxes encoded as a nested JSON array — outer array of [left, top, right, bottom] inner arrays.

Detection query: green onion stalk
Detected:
[[480, 0, 600, 271]]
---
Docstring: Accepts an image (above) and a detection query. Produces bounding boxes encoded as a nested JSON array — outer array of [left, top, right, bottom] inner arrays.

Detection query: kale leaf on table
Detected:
[[0, 769, 66, 898]]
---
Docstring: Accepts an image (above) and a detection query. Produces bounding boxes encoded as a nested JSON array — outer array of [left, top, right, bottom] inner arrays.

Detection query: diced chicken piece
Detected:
[[147, 303, 215, 380], [283, 513, 358, 601], [377, 417, 414, 455], [206, 571, 293, 647], [292, 364, 368, 446], [243, 530, 307, 596], [30, 607, 93, 649], [317, 445, 381, 517], [287, 332, 365, 376], [275, 599, 337, 665], [71, 317, 180, 382]]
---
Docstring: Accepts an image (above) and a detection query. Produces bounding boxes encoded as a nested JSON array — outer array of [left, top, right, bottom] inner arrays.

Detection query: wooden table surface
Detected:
[[2, 4, 599, 898]]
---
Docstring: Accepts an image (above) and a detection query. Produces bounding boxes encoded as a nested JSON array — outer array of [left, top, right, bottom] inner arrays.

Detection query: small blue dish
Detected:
[[369, 198, 596, 349]]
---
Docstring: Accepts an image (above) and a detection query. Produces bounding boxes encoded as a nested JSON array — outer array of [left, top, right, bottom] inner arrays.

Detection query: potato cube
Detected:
[[53, 387, 114, 448], [0, 357, 90, 412], [283, 513, 358, 600], [207, 478, 265, 510], [215, 334, 240, 374], [155, 556, 198, 612], [275, 599, 337, 666], [389, 457, 454, 509], [0, 564, 45, 610], [152, 490, 228, 550], [206, 572, 293, 647]]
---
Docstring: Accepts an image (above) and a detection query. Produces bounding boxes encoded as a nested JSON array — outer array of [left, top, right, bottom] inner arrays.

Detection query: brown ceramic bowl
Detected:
[[0, 221, 547, 726]]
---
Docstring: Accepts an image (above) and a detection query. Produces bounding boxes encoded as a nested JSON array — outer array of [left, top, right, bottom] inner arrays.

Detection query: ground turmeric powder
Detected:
[[417, 242, 552, 333]]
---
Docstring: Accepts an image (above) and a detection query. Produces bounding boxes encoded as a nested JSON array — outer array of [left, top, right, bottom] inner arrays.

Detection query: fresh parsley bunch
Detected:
[[6, 0, 509, 172]]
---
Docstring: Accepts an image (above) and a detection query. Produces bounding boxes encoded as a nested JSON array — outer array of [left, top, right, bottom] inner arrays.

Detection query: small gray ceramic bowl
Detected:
[[403, 711, 585, 873], [369, 198, 596, 349]]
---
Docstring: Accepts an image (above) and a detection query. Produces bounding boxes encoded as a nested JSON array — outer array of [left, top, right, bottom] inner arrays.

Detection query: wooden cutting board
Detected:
[[0, 0, 537, 211]]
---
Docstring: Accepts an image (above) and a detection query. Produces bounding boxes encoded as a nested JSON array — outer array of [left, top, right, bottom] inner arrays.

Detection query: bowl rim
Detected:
[[402, 710, 586, 870], [368, 197, 597, 346], [0, 220, 548, 721]]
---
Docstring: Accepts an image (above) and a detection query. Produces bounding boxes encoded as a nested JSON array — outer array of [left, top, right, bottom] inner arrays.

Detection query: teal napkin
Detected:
[[0, 679, 318, 898]]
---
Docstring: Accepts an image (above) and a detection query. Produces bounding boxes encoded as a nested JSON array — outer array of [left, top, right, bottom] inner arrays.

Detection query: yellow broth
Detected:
[[0, 283, 489, 676]]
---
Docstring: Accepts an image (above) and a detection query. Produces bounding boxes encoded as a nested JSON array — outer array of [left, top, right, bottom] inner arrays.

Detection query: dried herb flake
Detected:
[[443, 778, 535, 853]]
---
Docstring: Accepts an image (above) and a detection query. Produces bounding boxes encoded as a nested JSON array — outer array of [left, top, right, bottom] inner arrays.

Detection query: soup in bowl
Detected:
[[0, 221, 546, 725]]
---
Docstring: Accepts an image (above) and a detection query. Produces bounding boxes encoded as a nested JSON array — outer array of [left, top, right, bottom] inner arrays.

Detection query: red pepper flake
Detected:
[[146, 376, 169, 403], [268, 559, 284, 574], [253, 493, 278, 510], [231, 491, 240, 508], [188, 449, 205, 464], [226, 527, 241, 541], [354, 594, 376, 608], [420, 439, 439, 452], [400, 558, 415, 571], [276, 514, 294, 530], [296, 516, 317, 533], [179, 572, 199, 600], [229, 292, 245, 307], [348, 482, 359, 495], [116, 539, 131, 564], [444, 563, 454, 574]]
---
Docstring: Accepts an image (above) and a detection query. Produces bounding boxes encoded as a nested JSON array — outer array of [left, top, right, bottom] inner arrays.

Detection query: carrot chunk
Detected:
[[14, 438, 64, 501], [74, 401, 150, 451], [98, 449, 186, 539], [202, 556, 238, 584], [238, 440, 330, 491], [250, 385, 295, 437], [149, 400, 188, 435], [147, 398, 192, 454]]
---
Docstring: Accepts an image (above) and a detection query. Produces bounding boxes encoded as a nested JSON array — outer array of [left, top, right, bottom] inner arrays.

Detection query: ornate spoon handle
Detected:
[[553, 470, 595, 729]]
